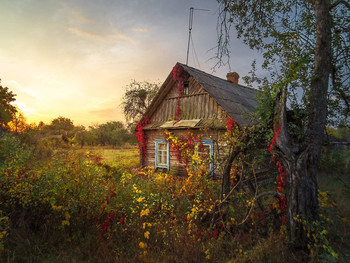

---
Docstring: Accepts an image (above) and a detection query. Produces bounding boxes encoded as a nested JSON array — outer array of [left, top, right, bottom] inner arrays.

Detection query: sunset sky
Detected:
[[0, 0, 262, 127]]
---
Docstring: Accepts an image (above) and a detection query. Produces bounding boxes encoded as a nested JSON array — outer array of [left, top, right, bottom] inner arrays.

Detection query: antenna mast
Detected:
[[186, 7, 210, 65]]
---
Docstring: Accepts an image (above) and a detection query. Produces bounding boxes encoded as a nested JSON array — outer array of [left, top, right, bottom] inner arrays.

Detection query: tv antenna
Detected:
[[186, 7, 210, 65]]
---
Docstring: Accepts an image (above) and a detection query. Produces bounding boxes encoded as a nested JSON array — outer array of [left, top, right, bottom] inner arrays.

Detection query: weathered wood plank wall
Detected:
[[150, 76, 225, 123], [143, 129, 228, 176]]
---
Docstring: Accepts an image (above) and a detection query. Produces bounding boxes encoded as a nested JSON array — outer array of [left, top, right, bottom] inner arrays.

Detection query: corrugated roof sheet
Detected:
[[160, 119, 201, 128], [144, 119, 226, 130]]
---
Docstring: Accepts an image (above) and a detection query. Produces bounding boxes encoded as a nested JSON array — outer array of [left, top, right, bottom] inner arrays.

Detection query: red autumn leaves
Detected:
[[172, 65, 184, 123], [268, 127, 287, 212], [136, 117, 150, 161]]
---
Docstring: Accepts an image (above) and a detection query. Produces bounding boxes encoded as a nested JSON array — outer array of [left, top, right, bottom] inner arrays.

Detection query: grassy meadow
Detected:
[[84, 146, 140, 169], [0, 133, 350, 262]]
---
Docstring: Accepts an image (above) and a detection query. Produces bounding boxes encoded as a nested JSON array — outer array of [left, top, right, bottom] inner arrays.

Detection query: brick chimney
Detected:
[[226, 72, 239, 85]]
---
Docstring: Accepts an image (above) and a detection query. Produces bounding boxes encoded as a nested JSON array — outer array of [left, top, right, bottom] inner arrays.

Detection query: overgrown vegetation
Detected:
[[0, 125, 349, 262], [216, 0, 349, 248], [8, 115, 136, 151]]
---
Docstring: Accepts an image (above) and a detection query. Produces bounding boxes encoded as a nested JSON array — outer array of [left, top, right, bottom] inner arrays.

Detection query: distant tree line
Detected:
[[19, 117, 136, 148], [76, 121, 135, 147], [1, 78, 163, 149], [0, 83, 135, 148]]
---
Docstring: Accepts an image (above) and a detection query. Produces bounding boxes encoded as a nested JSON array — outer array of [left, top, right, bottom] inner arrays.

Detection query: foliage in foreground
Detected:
[[216, 0, 349, 248], [0, 133, 349, 262]]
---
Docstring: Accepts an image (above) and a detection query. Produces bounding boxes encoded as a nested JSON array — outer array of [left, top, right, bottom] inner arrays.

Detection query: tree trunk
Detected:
[[274, 0, 331, 248], [275, 99, 320, 248], [305, 0, 331, 175], [282, 152, 318, 247]]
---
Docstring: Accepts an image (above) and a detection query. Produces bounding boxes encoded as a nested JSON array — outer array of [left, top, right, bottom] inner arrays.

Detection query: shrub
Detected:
[[1, 132, 348, 262]]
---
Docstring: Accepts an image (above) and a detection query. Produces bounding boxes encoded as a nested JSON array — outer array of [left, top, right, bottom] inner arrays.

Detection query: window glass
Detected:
[[196, 140, 214, 176], [198, 144, 211, 159], [159, 143, 166, 151], [155, 140, 169, 169]]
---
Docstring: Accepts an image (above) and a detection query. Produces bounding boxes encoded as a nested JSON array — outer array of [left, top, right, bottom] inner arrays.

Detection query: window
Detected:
[[155, 139, 169, 169], [183, 81, 189, 95], [196, 139, 214, 177]]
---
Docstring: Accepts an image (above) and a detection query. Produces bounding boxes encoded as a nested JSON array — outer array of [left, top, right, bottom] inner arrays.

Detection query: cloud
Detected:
[[7, 80, 39, 99], [67, 27, 104, 39], [67, 25, 128, 42], [64, 5, 92, 25], [13, 102, 36, 116], [62, 2, 127, 42], [132, 27, 149, 33]]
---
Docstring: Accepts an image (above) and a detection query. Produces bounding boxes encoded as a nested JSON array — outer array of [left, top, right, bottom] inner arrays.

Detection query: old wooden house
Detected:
[[139, 62, 257, 175]]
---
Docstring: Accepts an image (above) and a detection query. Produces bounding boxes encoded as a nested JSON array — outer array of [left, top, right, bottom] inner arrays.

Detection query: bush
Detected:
[[0, 133, 33, 169], [1, 133, 348, 262]]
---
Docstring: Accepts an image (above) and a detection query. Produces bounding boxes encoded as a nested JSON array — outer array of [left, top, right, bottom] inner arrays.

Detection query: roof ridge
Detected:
[[143, 62, 258, 126], [177, 62, 256, 92], [177, 62, 227, 82]]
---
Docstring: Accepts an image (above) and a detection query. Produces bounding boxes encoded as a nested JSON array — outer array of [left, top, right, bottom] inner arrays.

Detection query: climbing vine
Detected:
[[164, 130, 207, 172], [172, 65, 184, 123], [136, 117, 150, 161], [225, 116, 236, 137], [268, 125, 287, 230]]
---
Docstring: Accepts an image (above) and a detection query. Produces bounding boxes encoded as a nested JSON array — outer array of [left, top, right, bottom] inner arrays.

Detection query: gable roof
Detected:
[[179, 63, 257, 126], [144, 62, 258, 127]]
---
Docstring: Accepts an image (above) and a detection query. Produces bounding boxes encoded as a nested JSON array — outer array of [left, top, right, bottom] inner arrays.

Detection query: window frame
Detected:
[[155, 139, 170, 170], [183, 81, 189, 95], [197, 139, 214, 177]]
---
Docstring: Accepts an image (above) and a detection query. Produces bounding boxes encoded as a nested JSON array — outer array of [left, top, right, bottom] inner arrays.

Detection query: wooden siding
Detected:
[[144, 129, 227, 176], [143, 69, 232, 176], [150, 76, 225, 123]]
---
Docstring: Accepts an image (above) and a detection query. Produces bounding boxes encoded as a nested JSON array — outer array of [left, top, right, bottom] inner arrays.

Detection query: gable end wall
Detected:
[[150, 76, 226, 123]]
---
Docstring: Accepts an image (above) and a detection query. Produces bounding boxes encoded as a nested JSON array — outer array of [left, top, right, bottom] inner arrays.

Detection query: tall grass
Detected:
[[0, 134, 349, 262]]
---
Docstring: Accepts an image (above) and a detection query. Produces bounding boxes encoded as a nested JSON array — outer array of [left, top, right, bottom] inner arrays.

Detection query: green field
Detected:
[[97, 147, 139, 169]]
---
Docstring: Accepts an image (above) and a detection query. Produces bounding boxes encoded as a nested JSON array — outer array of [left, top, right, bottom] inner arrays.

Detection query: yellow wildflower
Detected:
[[143, 222, 152, 229], [144, 231, 150, 239], [137, 197, 145, 202], [140, 208, 150, 217], [139, 242, 147, 249], [61, 220, 70, 227], [65, 212, 71, 220], [51, 205, 63, 211], [205, 249, 210, 259]]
